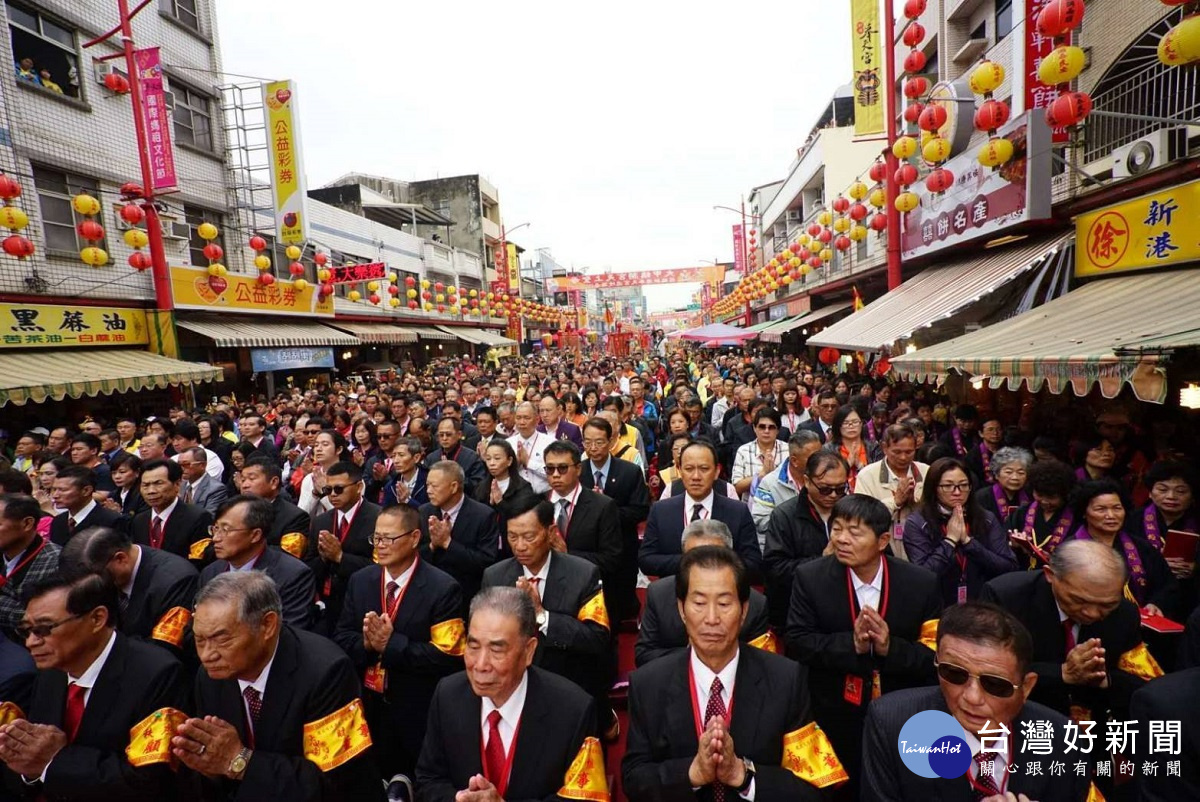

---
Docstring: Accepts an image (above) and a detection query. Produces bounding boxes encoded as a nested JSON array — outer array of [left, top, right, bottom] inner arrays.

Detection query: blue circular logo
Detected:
[[897, 710, 971, 778]]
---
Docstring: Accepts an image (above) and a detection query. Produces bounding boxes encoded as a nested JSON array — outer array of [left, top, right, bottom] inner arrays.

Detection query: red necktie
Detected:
[[1063, 620, 1077, 652], [63, 682, 85, 742], [483, 710, 506, 789], [150, 517, 164, 550], [242, 686, 262, 749], [705, 677, 728, 802], [337, 514, 350, 543], [972, 752, 1002, 799], [385, 581, 399, 615]]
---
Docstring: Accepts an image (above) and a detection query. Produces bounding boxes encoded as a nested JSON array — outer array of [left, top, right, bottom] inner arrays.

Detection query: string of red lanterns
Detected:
[[0, 174, 34, 260], [1035, 0, 1094, 128]]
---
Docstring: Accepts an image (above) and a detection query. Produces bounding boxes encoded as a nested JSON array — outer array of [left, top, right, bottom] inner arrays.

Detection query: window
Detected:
[[7, 3, 81, 99], [159, 0, 199, 31], [172, 82, 213, 150], [969, 20, 987, 41], [184, 206, 223, 267], [996, 0, 1013, 40], [33, 165, 106, 254]]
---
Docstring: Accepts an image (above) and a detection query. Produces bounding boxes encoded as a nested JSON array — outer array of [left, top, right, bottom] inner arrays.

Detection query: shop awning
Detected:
[[473, 329, 519, 347], [436, 325, 488, 345], [808, 233, 1074, 352], [761, 302, 854, 342], [888, 269, 1200, 404], [744, 319, 779, 333], [177, 315, 360, 348], [324, 321, 418, 345], [407, 326, 456, 341], [0, 349, 223, 406]]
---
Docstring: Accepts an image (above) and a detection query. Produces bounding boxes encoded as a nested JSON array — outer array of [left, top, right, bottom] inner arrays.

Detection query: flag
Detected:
[[604, 304, 614, 327], [852, 285, 864, 311]]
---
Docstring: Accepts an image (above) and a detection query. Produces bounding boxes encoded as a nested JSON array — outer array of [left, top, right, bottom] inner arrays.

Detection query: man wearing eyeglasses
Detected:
[[333, 504, 465, 798], [0, 573, 186, 799], [799, 390, 839, 444], [425, 417, 486, 497], [854, 423, 929, 563], [199, 495, 315, 630], [307, 461, 381, 636], [863, 602, 1101, 802], [785, 493, 941, 801]]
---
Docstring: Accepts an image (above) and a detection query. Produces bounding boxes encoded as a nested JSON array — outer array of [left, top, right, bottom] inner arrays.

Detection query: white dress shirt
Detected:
[[151, 496, 180, 529], [237, 641, 280, 736], [508, 431, 551, 494], [681, 490, 716, 538], [850, 557, 885, 612], [689, 648, 756, 800], [32, 631, 118, 782], [963, 728, 1010, 792], [385, 558, 419, 596], [69, 499, 97, 528], [480, 671, 530, 754]]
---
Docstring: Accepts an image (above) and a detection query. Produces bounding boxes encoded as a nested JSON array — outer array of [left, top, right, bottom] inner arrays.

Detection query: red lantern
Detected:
[[203, 243, 223, 261], [422, 291, 432, 301], [288, 261, 304, 276], [870, 213, 888, 232], [388, 284, 399, 295], [119, 203, 144, 225], [904, 50, 927, 74], [894, 163, 920, 186], [1045, 92, 1093, 127], [874, 357, 892, 376], [404, 275, 415, 286], [903, 0, 926, 18], [128, 251, 152, 271], [868, 161, 887, 183], [258, 272, 275, 286], [249, 235, 267, 251], [434, 282, 445, 292], [2, 235, 33, 257], [320, 283, 335, 296], [974, 98, 1011, 132], [902, 22, 925, 47], [103, 73, 129, 93], [408, 300, 419, 310], [818, 347, 841, 365], [806, 223, 822, 238], [77, 220, 104, 241], [1036, 0, 1086, 39], [314, 252, 328, 267], [835, 235, 852, 251], [918, 104, 947, 132], [369, 293, 381, 305], [831, 197, 850, 214], [925, 168, 955, 194], [119, 182, 144, 199], [437, 304, 446, 313], [808, 256, 823, 269], [0, 174, 21, 200], [848, 203, 868, 221], [904, 76, 928, 99], [817, 229, 833, 244], [903, 101, 925, 124], [798, 248, 812, 260]]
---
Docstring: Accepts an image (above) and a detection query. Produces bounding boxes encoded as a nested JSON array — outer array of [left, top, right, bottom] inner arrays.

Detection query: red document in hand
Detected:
[[1163, 529, 1199, 561]]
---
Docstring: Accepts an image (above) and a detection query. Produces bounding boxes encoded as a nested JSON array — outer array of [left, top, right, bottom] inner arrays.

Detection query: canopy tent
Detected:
[[677, 322, 759, 342]]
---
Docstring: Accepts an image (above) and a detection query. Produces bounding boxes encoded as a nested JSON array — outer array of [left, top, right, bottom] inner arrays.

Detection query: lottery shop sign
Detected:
[[328, 262, 387, 285], [1075, 179, 1200, 277], [1, 303, 148, 348]]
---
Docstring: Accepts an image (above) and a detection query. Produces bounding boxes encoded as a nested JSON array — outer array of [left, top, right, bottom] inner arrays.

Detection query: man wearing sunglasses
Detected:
[[785, 493, 942, 800], [307, 461, 381, 636], [333, 503, 465, 799], [862, 602, 1102, 802]]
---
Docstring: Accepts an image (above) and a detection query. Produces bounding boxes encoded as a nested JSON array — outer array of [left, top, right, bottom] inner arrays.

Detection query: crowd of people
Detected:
[[0, 346, 1196, 801]]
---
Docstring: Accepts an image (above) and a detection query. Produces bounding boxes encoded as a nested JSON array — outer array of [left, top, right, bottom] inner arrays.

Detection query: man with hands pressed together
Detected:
[[419, 460, 498, 609], [308, 461, 381, 635]]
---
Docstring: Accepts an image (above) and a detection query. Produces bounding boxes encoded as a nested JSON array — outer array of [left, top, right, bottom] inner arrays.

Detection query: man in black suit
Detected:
[[799, 390, 838, 444], [636, 520, 774, 666], [199, 495, 314, 630], [60, 525, 198, 659], [306, 461, 380, 635], [543, 440, 622, 601], [363, 419, 402, 504], [237, 457, 310, 559], [580, 416, 650, 622], [440, 401, 481, 450], [419, 460, 498, 608], [0, 573, 186, 799], [862, 602, 1101, 802], [1131, 668, 1200, 802], [237, 412, 279, 465], [175, 571, 384, 801], [785, 493, 942, 799], [49, 465, 124, 546], [424, 417, 486, 496], [333, 504, 465, 792], [482, 498, 611, 724], [980, 538, 1160, 720], [132, 458, 213, 564], [0, 635, 35, 715], [415, 586, 607, 802], [0, 494, 60, 640], [623, 545, 845, 802], [472, 407, 503, 452], [178, 446, 228, 517], [640, 440, 761, 579]]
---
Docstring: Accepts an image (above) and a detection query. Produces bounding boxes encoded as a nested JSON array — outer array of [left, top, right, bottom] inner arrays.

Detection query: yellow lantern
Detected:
[[789, 257, 802, 268], [420, 278, 430, 289], [447, 285, 457, 295], [781, 249, 794, 260], [207, 263, 227, 277], [469, 289, 478, 297], [470, 308, 480, 316], [317, 268, 331, 281], [923, 137, 952, 164], [833, 217, 851, 233], [895, 192, 920, 212], [424, 301, 433, 311], [389, 297, 400, 307], [1158, 14, 1200, 66], [72, 194, 100, 216], [0, 207, 28, 230], [817, 210, 833, 227], [819, 248, 833, 262], [80, 246, 108, 266], [388, 273, 397, 283], [848, 181, 869, 201], [254, 254, 271, 270], [123, 228, 149, 249], [1038, 45, 1086, 86], [776, 263, 787, 276], [781, 275, 793, 285], [293, 278, 309, 291], [285, 245, 302, 261], [849, 224, 869, 242], [978, 137, 1015, 168], [968, 60, 1005, 95], [868, 188, 887, 208], [436, 293, 445, 303], [798, 234, 811, 247], [800, 263, 812, 275], [348, 290, 362, 302], [892, 136, 918, 160], [367, 281, 380, 292], [197, 222, 219, 240], [406, 288, 417, 299]]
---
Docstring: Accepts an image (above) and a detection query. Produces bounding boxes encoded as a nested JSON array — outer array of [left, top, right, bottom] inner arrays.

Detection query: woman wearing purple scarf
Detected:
[[1129, 461, 1199, 583]]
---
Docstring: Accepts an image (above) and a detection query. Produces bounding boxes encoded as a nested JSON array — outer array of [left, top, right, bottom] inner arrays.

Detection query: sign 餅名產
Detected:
[[170, 266, 334, 317], [850, 0, 883, 137], [1075, 179, 1200, 277], [263, 80, 308, 245], [0, 303, 148, 348]]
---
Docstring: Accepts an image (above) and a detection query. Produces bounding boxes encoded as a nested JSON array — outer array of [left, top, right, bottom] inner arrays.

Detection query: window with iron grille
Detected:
[[159, 0, 199, 31], [185, 205, 223, 267], [33, 165, 105, 254], [7, 2, 81, 99], [172, 82, 213, 150]]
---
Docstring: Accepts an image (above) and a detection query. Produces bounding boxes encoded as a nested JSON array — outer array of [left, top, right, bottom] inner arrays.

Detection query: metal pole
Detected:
[[741, 195, 751, 326], [883, 0, 902, 291]]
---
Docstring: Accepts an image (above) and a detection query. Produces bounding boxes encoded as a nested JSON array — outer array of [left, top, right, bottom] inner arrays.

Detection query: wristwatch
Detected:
[[535, 610, 548, 629], [228, 747, 252, 780], [736, 757, 756, 795]]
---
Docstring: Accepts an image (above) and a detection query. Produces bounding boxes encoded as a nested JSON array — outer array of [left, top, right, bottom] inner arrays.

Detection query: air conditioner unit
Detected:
[[786, 209, 803, 223], [1112, 129, 1186, 179], [157, 217, 190, 241]]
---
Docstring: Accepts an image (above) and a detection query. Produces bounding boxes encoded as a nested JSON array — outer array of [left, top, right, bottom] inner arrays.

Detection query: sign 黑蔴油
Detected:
[[0, 303, 148, 348]]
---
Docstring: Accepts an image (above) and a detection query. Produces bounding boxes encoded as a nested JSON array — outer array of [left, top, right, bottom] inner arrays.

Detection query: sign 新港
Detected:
[[1075, 179, 1200, 277]]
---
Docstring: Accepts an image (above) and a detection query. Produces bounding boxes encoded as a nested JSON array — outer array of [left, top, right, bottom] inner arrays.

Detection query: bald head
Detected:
[[1050, 539, 1127, 584], [1045, 539, 1127, 626]]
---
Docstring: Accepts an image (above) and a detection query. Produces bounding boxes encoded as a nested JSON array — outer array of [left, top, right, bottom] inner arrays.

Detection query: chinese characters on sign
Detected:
[[263, 80, 308, 245], [1026, 0, 1070, 144], [133, 48, 177, 192], [328, 262, 387, 285], [1, 304, 148, 348], [732, 225, 746, 276], [545, 265, 725, 293], [1075, 179, 1200, 277], [850, 0, 883, 136], [169, 266, 334, 317]]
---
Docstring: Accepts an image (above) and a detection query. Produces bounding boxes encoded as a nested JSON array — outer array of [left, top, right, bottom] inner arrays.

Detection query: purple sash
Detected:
[[952, 427, 967, 457], [980, 442, 997, 484], [1141, 504, 1197, 553], [1073, 527, 1148, 605], [1022, 502, 1075, 566], [993, 483, 1031, 522], [1074, 467, 1089, 482]]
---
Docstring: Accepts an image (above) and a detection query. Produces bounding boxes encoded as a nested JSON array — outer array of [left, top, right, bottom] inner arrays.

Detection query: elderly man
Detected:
[[178, 446, 227, 517], [506, 402, 554, 494], [425, 417, 486, 496], [0, 573, 186, 799], [0, 494, 61, 640], [415, 585, 605, 802], [418, 460, 499, 608], [862, 602, 1102, 802], [175, 571, 383, 801], [136, 432, 168, 463], [979, 538, 1161, 720], [853, 423, 929, 562], [636, 520, 773, 666], [132, 458, 213, 564], [624, 545, 844, 802], [537, 395, 583, 448]]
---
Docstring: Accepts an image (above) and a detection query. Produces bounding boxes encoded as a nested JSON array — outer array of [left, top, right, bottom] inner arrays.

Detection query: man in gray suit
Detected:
[[862, 602, 1100, 802], [178, 445, 227, 516]]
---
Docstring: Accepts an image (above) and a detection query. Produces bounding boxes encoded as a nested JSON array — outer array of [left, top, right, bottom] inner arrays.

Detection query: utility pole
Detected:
[[883, 0, 903, 290]]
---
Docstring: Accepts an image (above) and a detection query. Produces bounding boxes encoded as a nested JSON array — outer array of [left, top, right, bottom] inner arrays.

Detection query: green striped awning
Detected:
[[0, 349, 223, 406]]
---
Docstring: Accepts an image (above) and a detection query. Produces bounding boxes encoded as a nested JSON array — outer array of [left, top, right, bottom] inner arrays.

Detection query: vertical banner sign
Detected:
[[263, 80, 308, 244], [1026, 0, 1070, 143], [493, 244, 508, 291], [133, 48, 177, 192], [851, 0, 884, 137], [506, 244, 520, 293], [732, 224, 746, 275]]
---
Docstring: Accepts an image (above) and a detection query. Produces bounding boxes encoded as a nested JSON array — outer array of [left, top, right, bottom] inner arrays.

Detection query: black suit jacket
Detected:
[[553, 486, 622, 579], [640, 493, 761, 579], [635, 575, 771, 666], [1131, 669, 1200, 802], [763, 489, 831, 628], [483, 552, 610, 698], [798, 418, 832, 444], [471, 471, 540, 554], [415, 667, 596, 802], [307, 501, 381, 632], [49, 504, 125, 546], [383, 466, 431, 509], [623, 646, 824, 802], [862, 686, 1095, 802], [979, 570, 1148, 718], [425, 446, 487, 495], [419, 496, 499, 607], [582, 456, 650, 621], [784, 555, 941, 784], [189, 625, 384, 802], [119, 487, 148, 518], [0, 635, 34, 719], [267, 495, 311, 550], [11, 633, 185, 799], [333, 560, 464, 774], [123, 545, 199, 658], [131, 502, 213, 563], [200, 546, 315, 630]]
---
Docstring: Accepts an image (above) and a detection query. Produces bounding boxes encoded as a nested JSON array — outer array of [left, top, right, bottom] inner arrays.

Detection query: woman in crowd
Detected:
[[665, 408, 691, 438], [272, 406, 297, 450], [776, 380, 808, 435], [973, 447, 1032, 526], [581, 386, 601, 419], [349, 418, 380, 466], [473, 439, 539, 548], [904, 457, 1019, 607], [297, 429, 350, 517], [102, 451, 147, 518], [823, 404, 882, 491], [1074, 433, 1117, 482], [966, 416, 1005, 485], [563, 392, 588, 428], [731, 407, 788, 501], [1007, 458, 1077, 569], [1130, 461, 1199, 582], [332, 409, 354, 440]]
